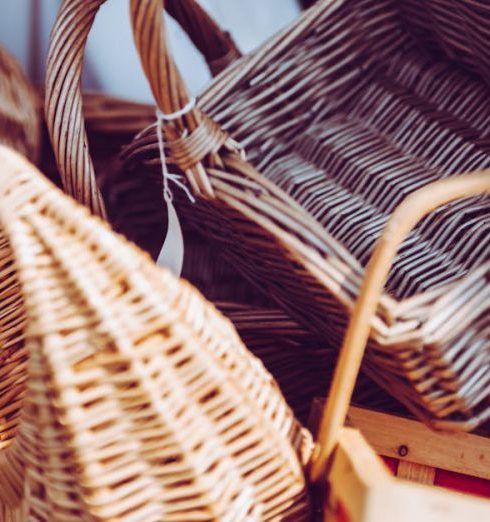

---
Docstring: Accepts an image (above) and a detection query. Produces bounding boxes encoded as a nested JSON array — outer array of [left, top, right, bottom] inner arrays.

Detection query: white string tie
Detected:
[[154, 98, 197, 276], [155, 97, 196, 204]]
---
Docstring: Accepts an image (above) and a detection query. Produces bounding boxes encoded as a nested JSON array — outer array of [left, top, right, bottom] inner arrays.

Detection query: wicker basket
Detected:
[[0, 46, 40, 163], [43, 1, 258, 306], [311, 172, 490, 521], [45, 0, 490, 431], [0, 145, 312, 521], [110, 0, 489, 432]]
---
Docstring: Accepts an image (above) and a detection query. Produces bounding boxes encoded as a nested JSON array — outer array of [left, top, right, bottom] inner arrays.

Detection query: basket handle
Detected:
[[310, 171, 490, 483], [166, 0, 241, 77], [129, 0, 197, 121], [129, 0, 239, 199], [45, 0, 237, 218], [45, 0, 106, 217]]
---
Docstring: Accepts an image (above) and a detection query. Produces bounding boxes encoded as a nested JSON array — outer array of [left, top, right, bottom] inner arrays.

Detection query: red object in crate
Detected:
[[383, 457, 490, 499], [310, 400, 490, 521]]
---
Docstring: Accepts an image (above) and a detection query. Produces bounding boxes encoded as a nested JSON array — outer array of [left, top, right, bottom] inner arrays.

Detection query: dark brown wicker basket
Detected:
[[47, 0, 490, 432]]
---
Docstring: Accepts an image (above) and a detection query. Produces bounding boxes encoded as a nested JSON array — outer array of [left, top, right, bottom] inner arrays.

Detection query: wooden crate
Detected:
[[310, 399, 490, 521]]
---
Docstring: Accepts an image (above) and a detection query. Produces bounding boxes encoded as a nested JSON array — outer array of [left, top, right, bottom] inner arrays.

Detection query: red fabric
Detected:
[[382, 456, 398, 475], [333, 501, 350, 522], [435, 469, 490, 499], [383, 456, 490, 499]]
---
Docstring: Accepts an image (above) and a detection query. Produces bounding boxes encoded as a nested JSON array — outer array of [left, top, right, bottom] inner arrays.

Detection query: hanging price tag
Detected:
[[153, 100, 196, 276], [156, 199, 184, 276]]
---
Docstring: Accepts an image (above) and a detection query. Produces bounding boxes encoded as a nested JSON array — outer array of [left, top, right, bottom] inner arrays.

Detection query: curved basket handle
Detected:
[[130, 0, 240, 199], [45, 0, 108, 218], [130, 0, 194, 119], [45, 0, 237, 219], [166, 0, 241, 76], [310, 171, 490, 483]]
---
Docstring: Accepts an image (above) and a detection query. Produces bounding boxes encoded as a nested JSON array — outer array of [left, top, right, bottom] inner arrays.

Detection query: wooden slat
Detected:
[[309, 399, 490, 481], [347, 406, 490, 481]]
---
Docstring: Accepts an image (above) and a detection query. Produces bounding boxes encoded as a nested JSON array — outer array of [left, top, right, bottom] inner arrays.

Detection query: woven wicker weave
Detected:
[[0, 146, 311, 521], [312, 172, 490, 482], [45, 91, 238, 283], [218, 302, 409, 424], [46, 0, 490, 431], [116, 0, 489, 432], [0, 46, 40, 163], [83, 91, 155, 136]]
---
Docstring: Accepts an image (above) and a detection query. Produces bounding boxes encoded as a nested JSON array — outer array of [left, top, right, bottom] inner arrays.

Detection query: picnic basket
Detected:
[[0, 145, 311, 521], [116, 0, 489, 432], [0, 46, 40, 162]]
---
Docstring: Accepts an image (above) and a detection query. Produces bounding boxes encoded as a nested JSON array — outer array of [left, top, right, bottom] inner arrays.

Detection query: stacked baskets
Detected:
[[0, 0, 488, 520], [115, 0, 490, 432]]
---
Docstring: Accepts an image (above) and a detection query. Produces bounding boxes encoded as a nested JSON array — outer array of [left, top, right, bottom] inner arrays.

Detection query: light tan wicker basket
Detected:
[[0, 46, 40, 163], [0, 146, 311, 521]]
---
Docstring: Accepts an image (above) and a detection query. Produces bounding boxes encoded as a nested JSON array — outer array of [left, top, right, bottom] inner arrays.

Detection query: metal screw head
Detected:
[[398, 444, 409, 457]]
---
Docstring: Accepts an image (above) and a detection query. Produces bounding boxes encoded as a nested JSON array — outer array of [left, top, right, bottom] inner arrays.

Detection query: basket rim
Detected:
[[190, 0, 490, 345]]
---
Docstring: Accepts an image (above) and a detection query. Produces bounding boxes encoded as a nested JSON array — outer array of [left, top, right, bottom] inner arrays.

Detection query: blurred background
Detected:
[[0, 0, 303, 102]]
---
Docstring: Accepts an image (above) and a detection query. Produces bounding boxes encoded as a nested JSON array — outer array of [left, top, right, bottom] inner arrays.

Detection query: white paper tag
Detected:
[[156, 200, 184, 277]]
